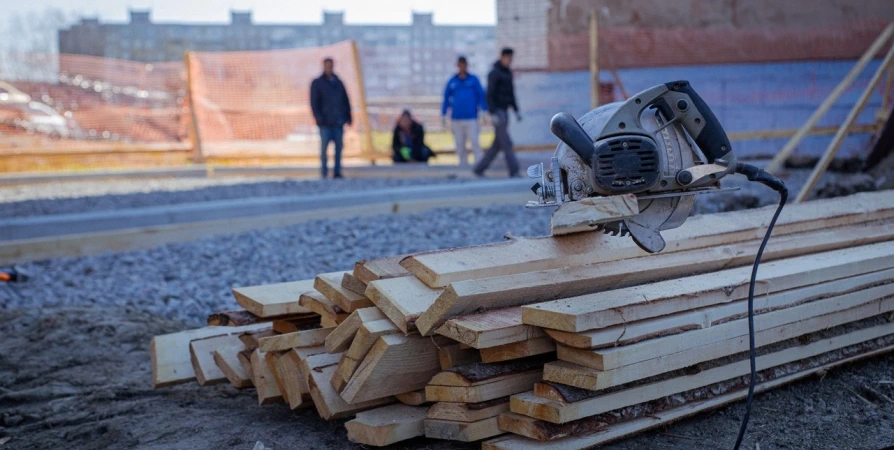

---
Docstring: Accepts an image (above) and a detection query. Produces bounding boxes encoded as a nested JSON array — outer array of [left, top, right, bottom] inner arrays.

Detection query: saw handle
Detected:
[[550, 112, 594, 166], [664, 81, 732, 163]]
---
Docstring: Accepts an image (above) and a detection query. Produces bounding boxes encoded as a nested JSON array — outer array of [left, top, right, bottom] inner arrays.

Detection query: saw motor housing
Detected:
[[529, 81, 739, 253]]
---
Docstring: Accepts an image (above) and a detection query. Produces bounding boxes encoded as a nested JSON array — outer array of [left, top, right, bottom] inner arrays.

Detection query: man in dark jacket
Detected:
[[474, 48, 521, 177], [310, 57, 352, 178]]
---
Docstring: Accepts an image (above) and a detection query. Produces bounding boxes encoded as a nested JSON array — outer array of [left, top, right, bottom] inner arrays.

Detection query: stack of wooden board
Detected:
[[149, 190, 894, 449]]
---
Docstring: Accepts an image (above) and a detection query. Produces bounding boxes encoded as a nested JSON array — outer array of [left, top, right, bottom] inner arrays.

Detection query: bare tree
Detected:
[[0, 7, 78, 81]]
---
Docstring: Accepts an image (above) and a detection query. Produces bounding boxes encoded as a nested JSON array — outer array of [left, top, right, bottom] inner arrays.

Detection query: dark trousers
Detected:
[[319, 126, 344, 178], [474, 109, 519, 176]]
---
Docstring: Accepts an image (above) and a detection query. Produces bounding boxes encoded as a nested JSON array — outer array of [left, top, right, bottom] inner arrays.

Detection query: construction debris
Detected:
[[150, 191, 894, 448]]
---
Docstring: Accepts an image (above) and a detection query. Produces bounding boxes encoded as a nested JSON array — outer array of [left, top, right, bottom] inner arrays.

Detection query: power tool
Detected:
[[527, 80, 783, 253], [527, 80, 789, 449]]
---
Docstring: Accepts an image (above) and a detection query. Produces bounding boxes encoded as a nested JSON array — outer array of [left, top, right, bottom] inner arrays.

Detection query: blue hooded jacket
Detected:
[[441, 73, 487, 120]]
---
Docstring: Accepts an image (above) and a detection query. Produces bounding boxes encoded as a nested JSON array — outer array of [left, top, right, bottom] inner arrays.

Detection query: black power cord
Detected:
[[731, 162, 789, 450]]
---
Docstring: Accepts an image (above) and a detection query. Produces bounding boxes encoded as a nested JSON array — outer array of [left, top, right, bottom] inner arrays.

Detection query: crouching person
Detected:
[[392, 110, 435, 163]]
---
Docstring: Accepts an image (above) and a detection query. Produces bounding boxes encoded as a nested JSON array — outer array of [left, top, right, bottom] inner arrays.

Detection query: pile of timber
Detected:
[[150, 190, 894, 449]]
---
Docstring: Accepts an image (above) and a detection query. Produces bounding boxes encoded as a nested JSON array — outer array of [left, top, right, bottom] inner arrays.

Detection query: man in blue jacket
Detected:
[[441, 56, 487, 168], [310, 57, 352, 179]]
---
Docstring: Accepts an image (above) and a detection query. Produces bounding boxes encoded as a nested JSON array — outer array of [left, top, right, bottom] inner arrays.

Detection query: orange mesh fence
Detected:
[[0, 53, 186, 152], [186, 41, 374, 160]]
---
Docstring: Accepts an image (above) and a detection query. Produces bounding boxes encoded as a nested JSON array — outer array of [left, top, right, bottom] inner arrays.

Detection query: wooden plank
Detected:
[[299, 291, 349, 321], [513, 322, 894, 424], [207, 309, 269, 326], [484, 345, 894, 449], [481, 337, 557, 363], [340, 334, 449, 404], [315, 271, 373, 313], [549, 194, 638, 236], [189, 334, 245, 386], [426, 370, 543, 403], [238, 329, 275, 348], [232, 280, 314, 317], [345, 319, 401, 361], [257, 327, 333, 353], [796, 41, 894, 202], [764, 23, 894, 174], [150, 323, 268, 388], [324, 307, 387, 354], [524, 244, 894, 332], [544, 267, 894, 350], [272, 317, 322, 334], [558, 284, 894, 371], [331, 364, 348, 392], [345, 404, 428, 446], [305, 353, 394, 420], [338, 356, 360, 383], [415, 222, 894, 335], [366, 276, 442, 334], [439, 344, 482, 370], [401, 190, 894, 288], [544, 297, 894, 391], [428, 398, 511, 422], [250, 349, 283, 405], [320, 315, 338, 328], [237, 349, 254, 377], [532, 383, 569, 404], [264, 351, 312, 409], [395, 390, 429, 406], [280, 348, 327, 409], [424, 417, 503, 442], [430, 355, 554, 387], [437, 307, 545, 349], [213, 348, 253, 388], [342, 272, 368, 296], [354, 254, 410, 284]]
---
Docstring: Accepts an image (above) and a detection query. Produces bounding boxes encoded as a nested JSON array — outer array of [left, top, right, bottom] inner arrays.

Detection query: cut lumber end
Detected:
[[395, 390, 429, 406], [232, 280, 314, 318], [424, 417, 503, 442], [345, 404, 428, 446]]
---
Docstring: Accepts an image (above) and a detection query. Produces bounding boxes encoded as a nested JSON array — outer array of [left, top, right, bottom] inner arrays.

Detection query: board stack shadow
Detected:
[[149, 190, 894, 449]]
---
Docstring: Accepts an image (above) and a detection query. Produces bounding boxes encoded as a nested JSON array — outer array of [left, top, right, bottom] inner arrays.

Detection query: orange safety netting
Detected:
[[186, 41, 373, 160], [0, 53, 186, 151]]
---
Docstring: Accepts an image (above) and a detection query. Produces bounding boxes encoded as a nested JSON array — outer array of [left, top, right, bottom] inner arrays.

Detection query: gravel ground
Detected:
[[0, 176, 473, 218], [0, 170, 891, 450]]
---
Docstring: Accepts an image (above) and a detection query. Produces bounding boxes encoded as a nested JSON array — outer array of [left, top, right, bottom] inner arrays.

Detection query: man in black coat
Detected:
[[474, 47, 521, 177], [310, 57, 352, 178]]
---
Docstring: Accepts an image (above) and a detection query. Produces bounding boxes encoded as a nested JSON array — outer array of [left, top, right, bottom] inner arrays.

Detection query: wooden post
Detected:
[[350, 40, 375, 161], [795, 41, 894, 203], [589, 8, 599, 109], [765, 23, 894, 174], [881, 64, 894, 118], [184, 51, 205, 163]]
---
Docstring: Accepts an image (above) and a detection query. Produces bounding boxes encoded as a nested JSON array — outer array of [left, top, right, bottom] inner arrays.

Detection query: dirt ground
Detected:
[[1, 298, 892, 450]]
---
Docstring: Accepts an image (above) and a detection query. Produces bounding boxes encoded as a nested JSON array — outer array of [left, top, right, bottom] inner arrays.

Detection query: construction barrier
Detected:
[[185, 41, 374, 162]]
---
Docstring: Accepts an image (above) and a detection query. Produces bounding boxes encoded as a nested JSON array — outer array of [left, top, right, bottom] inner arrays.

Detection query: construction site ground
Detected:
[[1, 166, 892, 450]]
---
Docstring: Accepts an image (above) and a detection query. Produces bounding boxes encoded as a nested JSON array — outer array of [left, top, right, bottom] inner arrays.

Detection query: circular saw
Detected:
[[527, 80, 741, 253]]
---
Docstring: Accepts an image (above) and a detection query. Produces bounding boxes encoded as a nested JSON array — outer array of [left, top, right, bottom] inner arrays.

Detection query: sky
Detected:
[[9, 0, 497, 25]]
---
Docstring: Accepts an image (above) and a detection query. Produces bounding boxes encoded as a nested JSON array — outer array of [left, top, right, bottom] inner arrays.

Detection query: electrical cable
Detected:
[[731, 163, 788, 450]]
